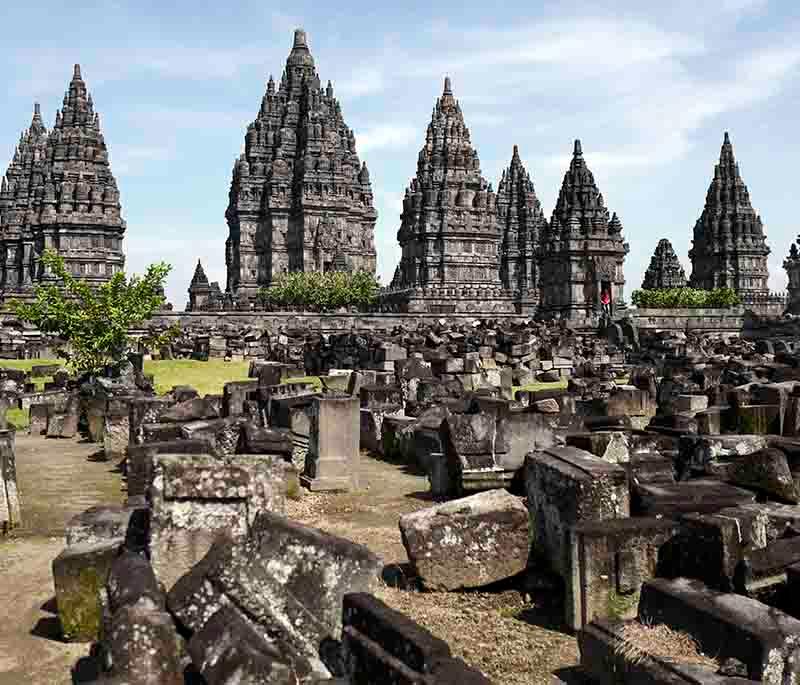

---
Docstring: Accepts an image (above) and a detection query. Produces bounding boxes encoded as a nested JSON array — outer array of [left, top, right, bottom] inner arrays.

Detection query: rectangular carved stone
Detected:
[[301, 396, 360, 492], [149, 454, 288, 591], [525, 446, 629, 578]]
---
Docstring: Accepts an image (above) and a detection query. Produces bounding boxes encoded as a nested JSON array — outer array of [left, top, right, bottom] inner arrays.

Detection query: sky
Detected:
[[2, 0, 800, 308]]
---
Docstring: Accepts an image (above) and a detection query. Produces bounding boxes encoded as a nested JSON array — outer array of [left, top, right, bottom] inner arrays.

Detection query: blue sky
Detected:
[[2, 0, 800, 307]]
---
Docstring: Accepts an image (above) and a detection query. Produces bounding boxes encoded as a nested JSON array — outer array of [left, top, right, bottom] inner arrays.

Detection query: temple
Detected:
[[641, 238, 687, 290], [386, 77, 514, 314], [224, 28, 377, 302], [0, 65, 125, 302], [497, 145, 547, 315], [537, 140, 629, 324], [186, 259, 223, 311], [689, 132, 770, 296]]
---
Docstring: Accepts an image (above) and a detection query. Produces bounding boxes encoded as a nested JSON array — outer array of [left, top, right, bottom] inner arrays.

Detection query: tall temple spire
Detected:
[[389, 76, 513, 313], [497, 145, 547, 314], [689, 131, 770, 295], [0, 64, 125, 301], [224, 28, 376, 300], [538, 139, 629, 323]]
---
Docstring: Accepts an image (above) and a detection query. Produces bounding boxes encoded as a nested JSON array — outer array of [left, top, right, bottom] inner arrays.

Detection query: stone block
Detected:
[[128, 397, 174, 445], [65, 505, 143, 547], [658, 507, 768, 592], [525, 446, 629, 577], [222, 379, 259, 417], [634, 480, 756, 517], [180, 417, 242, 457], [639, 577, 800, 684], [107, 600, 183, 685], [0, 429, 21, 533], [342, 593, 492, 685], [168, 512, 382, 665], [566, 431, 630, 463], [125, 439, 213, 499], [29, 403, 48, 436], [578, 619, 754, 685], [568, 518, 679, 631], [302, 396, 360, 492], [103, 397, 132, 461], [676, 394, 710, 414], [159, 396, 220, 423], [53, 538, 122, 641], [399, 489, 529, 590], [149, 453, 288, 591], [188, 605, 317, 683]]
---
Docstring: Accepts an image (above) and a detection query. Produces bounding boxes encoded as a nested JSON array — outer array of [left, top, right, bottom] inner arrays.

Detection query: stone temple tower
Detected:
[[537, 140, 629, 325], [497, 145, 548, 315], [0, 65, 125, 302], [641, 238, 687, 290], [388, 77, 513, 314], [225, 28, 377, 301], [689, 132, 770, 296]]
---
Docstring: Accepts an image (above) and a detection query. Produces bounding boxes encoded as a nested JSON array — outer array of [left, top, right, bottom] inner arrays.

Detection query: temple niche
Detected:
[[0, 65, 125, 303], [641, 239, 687, 290], [497, 145, 547, 315], [387, 77, 514, 314], [186, 259, 223, 311], [537, 140, 629, 325], [225, 28, 377, 302], [689, 132, 770, 297]]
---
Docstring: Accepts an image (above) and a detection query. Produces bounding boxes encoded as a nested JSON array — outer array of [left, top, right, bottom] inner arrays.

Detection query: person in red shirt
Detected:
[[600, 288, 611, 318]]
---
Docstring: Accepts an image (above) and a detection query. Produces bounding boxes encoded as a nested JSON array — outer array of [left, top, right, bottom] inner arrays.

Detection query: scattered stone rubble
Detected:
[[8, 314, 800, 682]]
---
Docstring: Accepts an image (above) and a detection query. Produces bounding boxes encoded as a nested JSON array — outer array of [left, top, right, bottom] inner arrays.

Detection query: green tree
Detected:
[[11, 249, 178, 375], [631, 287, 741, 308]]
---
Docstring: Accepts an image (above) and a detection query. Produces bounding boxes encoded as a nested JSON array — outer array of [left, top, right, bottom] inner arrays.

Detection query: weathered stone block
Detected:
[[0, 429, 21, 533], [53, 538, 122, 642], [568, 518, 679, 631], [302, 396, 360, 492], [103, 397, 132, 461], [149, 453, 288, 591], [65, 505, 142, 547], [525, 446, 629, 577], [639, 577, 800, 684], [29, 403, 49, 436], [168, 512, 381, 665], [399, 489, 529, 590]]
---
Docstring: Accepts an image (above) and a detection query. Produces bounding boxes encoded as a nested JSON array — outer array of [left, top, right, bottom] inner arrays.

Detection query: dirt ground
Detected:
[[0, 435, 125, 685], [0, 435, 578, 685]]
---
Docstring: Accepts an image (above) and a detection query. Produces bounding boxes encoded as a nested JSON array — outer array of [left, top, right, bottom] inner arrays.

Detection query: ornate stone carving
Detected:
[[224, 29, 377, 301]]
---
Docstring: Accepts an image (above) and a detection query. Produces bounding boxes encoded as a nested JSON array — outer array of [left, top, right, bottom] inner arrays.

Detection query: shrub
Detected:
[[631, 287, 741, 309], [258, 270, 380, 311], [11, 249, 178, 375]]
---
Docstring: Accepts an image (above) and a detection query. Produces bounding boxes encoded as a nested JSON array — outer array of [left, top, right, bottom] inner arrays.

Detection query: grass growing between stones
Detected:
[[7, 408, 30, 430], [615, 622, 719, 669]]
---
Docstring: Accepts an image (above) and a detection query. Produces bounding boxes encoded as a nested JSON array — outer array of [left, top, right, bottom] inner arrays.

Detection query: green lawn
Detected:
[[143, 358, 251, 396]]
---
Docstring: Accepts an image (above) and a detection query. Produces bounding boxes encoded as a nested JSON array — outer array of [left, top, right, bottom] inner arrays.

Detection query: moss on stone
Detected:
[[58, 567, 104, 641], [606, 589, 640, 621]]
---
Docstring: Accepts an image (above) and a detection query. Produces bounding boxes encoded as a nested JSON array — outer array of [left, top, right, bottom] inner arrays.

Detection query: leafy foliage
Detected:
[[631, 287, 742, 309], [258, 271, 380, 311], [11, 249, 178, 375]]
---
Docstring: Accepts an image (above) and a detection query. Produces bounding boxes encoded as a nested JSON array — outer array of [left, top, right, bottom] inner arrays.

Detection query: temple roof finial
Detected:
[[293, 28, 307, 48], [574, 139, 582, 157], [73, 64, 82, 79], [724, 131, 730, 144], [443, 76, 452, 95]]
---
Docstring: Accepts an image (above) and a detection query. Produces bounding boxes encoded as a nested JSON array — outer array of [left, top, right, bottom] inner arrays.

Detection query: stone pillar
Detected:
[[0, 429, 21, 533], [103, 396, 132, 461], [301, 396, 360, 492], [85, 396, 107, 443]]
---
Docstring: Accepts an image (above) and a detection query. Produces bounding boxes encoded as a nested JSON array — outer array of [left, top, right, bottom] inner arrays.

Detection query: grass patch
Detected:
[[7, 408, 30, 430], [143, 359, 251, 396]]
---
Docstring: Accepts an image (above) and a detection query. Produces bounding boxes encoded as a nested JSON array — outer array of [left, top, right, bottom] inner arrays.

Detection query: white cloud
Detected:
[[355, 124, 418, 153], [336, 67, 385, 98], [111, 144, 176, 177]]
